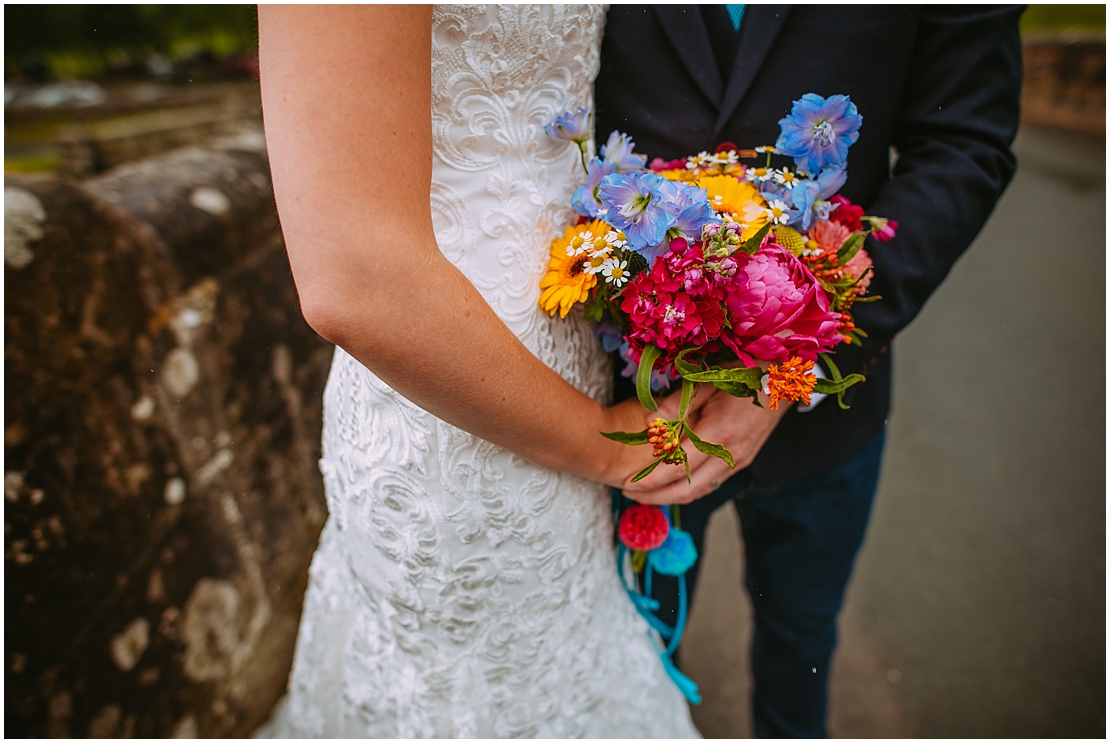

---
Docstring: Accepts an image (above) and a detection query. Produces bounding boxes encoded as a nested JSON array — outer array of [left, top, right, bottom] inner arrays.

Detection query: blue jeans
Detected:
[[647, 429, 886, 738]]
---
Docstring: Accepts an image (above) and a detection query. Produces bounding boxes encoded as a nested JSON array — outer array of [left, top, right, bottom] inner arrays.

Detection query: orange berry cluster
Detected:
[[647, 417, 687, 464], [837, 311, 856, 343], [802, 250, 843, 285]]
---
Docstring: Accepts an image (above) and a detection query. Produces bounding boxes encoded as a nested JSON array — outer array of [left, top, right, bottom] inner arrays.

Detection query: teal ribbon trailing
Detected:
[[615, 542, 702, 705]]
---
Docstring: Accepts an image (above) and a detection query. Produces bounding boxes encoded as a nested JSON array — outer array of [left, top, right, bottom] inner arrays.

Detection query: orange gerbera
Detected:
[[765, 356, 818, 410], [658, 168, 700, 182], [696, 175, 769, 240], [539, 219, 610, 318]]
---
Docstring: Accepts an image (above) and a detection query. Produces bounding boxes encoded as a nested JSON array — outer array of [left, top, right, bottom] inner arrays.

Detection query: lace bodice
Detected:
[[262, 6, 699, 738]]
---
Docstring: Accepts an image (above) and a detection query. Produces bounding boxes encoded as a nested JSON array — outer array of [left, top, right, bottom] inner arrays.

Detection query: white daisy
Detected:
[[713, 150, 739, 166], [773, 169, 800, 189], [565, 234, 594, 257], [600, 257, 630, 287], [765, 199, 793, 225], [745, 166, 774, 183], [604, 230, 628, 251]]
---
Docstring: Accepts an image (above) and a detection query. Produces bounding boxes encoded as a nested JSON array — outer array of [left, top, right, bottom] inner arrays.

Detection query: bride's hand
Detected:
[[593, 397, 663, 489]]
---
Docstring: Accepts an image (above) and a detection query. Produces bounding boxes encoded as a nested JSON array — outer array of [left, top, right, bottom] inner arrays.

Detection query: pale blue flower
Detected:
[[789, 165, 848, 230], [571, 157, 617, 218], [597, 172, 673, 252], [649, 527, 697, 576], [544, 108, 592, 143], [600, 130, 648, 173], [663, 183, 717, 243], [594, 316, 624, 353], [776, 94, 862, 173]]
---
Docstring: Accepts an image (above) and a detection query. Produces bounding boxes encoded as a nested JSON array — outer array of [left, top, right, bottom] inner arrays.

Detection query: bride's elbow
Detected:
[[295, 277, 368, 349]]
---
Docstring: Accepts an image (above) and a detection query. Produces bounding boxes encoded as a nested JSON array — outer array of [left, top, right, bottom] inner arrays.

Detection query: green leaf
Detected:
[[738, 223, 772, 255], [678, 378, 696, 420], [600, 428, 651, 445], [635, 345, 663, 412], [631, 458, 664, 483], [818, 352, 843, 381], [813, 374, 866, 395], [583, 300, 604, 322], [674, 346, 703, 377], [836, 232, 866, 263], [684, 424, 736, 468], [712, 380, 759, 398], [683, 366, 764, 388], [684, 456, 691, 483], [674, 356, 701, 376], [631, 549, 647, 572]]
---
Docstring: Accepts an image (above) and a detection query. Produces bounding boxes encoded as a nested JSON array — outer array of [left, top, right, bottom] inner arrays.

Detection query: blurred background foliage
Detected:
[[1021, 3, 1105, 34], [4, 4, 1104, 83], [5, 5, 258, 81]]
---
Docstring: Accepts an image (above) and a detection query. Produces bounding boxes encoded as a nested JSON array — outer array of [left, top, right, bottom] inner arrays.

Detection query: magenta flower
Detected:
[[722, 241, 843, 364], [620, 243, 730, 368], [870, 216, 899, 242]]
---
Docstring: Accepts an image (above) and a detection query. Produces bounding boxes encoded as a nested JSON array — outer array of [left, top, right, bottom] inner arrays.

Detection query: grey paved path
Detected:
[[681, 124, 1106, 738]]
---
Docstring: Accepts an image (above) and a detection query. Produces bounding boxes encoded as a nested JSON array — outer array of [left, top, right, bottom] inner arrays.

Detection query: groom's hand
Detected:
[[621, 384, 788, 505]]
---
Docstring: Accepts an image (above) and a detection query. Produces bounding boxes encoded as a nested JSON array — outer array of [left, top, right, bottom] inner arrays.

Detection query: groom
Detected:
[[595, 5, 1023, 737]]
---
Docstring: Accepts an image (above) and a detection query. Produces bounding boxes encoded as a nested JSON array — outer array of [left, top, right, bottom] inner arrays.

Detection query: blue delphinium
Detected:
[[594, 316, 624, 354], [546, 108, 593, 172], [664, 183, 718, 243], [776, 94, 862, 173], [544, 107, 592, 142], [789, 165, 848, 231], [571, 157, 618, 218], [597, 172, 674, 252], [600, 130, 648, 173]]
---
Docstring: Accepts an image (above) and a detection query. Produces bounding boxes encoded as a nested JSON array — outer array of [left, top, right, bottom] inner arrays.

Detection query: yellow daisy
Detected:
[[697, 175, 769, 239], [539, 220, 610, 318]]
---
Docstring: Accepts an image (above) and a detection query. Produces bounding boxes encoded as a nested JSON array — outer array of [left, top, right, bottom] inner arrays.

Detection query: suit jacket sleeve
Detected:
[[836, 5, 1024, 379]]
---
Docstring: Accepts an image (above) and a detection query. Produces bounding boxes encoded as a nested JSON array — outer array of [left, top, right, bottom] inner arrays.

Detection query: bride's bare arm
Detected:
[[258, 5, 653, 487]]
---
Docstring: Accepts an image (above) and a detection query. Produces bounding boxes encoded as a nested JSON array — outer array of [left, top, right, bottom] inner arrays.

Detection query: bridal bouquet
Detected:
[[542, 94, 897, 483]]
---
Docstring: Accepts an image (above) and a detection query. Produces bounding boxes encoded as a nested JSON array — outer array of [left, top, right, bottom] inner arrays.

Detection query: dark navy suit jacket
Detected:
[[595, 5, 1023, 486]]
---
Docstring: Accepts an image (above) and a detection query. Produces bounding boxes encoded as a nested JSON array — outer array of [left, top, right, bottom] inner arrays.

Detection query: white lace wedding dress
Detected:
[[260, 5, 699, 738]]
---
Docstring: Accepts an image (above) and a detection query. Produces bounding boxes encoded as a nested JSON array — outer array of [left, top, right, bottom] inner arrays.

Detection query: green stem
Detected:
[[577, 142, 589, 176]]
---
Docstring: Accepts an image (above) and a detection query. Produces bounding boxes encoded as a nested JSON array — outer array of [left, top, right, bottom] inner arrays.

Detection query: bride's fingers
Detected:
[[621, 446, 711, 498], [626, 454, 736, 506]]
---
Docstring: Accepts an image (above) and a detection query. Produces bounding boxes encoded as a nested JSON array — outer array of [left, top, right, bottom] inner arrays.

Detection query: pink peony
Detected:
[[721, 241, 843, 364]]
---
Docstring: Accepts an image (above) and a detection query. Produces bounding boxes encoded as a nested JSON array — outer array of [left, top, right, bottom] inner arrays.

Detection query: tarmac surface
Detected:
[[681, 124, 1106, 738]]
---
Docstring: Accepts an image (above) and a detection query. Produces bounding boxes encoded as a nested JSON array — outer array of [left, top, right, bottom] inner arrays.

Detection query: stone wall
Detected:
[[5, 130, 332, 737]]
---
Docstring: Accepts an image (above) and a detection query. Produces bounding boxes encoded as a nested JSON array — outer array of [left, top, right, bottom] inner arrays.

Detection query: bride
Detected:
[[257, 5, 700, 737]]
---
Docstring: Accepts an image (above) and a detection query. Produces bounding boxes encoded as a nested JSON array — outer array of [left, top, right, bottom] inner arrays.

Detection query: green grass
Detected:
[[1022, 4, 1106, 33]]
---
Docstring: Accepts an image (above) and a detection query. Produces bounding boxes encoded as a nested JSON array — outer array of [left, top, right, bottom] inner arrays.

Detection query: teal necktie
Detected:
[[726, 4, 746, 32]]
